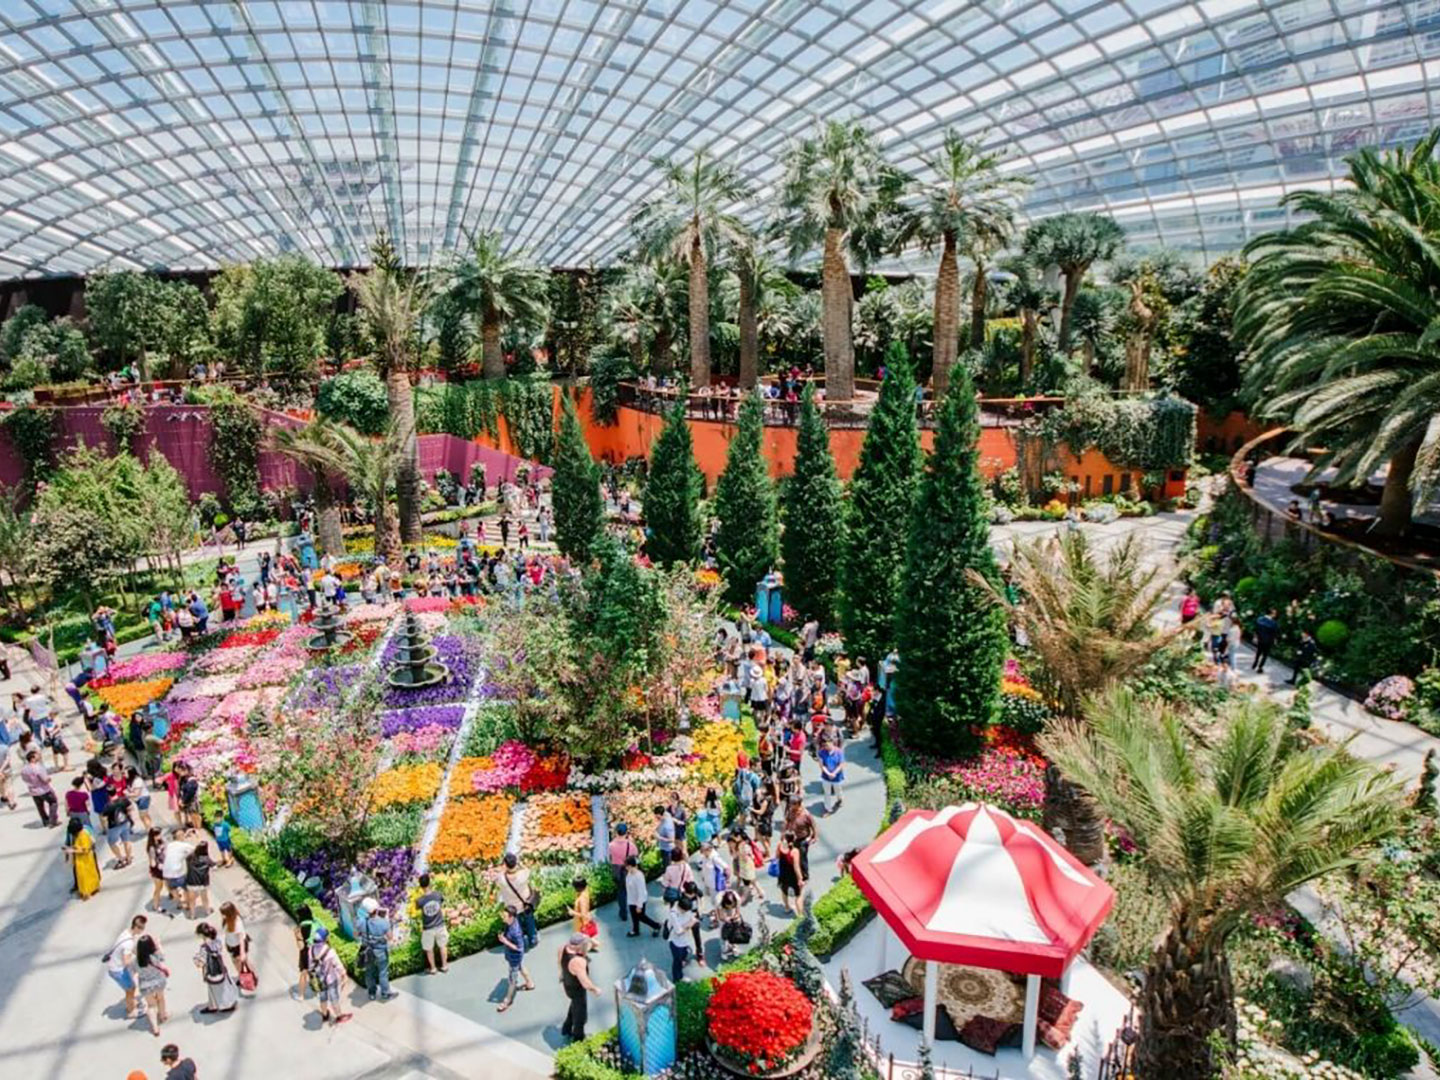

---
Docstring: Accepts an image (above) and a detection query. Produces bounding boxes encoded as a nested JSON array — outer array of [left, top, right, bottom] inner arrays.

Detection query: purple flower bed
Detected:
[[164, 697, 218, 727], [380, 704, 467, 738], [285, 845, 416, 916], [382, 636, 482, 708], [293, 664, 366, 709]]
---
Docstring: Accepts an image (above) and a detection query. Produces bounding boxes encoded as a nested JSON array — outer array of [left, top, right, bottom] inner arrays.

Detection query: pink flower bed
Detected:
[[403, 596, 452, 613], [107, 652, 189, 681], [193, 645, 259, 674], [389, 724, 455, 761], [169, 674, 240, 701], [212, 687, 286, 726], [471, 740, 536, 793], [934, 747, 1045, 817], [236, 652, 306, 688], [345, 603, 399, 625], [164, 697, 217, 727]]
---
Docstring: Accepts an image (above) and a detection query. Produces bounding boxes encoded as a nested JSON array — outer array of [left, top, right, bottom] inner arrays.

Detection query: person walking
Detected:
[[184, 832, 213, 917], [21, 750, 59, 827], [787, 797, 818, 880], [624, 855, 661, 937], [776, 831, 806, 916], [294, 903, 316, 1000], [653, 803, 677, 858], [659, 848, 693, 910], [101, 793, 136, 868], [498, 852, 540, 949], [726, 827, 762, 906], [569, 876, 600, 951], [194, 922, 238, 1014], [145, 829, 169, 914], [136, 934, 170, 1037], [664, 896, 698, 982], [358, 898, 397, 1001], [220, 902, 255, 993], [106, 915, 146, 1019], [496, 905, 534, 1012], [558, 934, 599, 1042], [696, 841, 730, 926], [607, 823, 638, 922], [160, 1044, 198, 1080], [818, 738, 846, 816], [308, 927, 352, 1026], [1288, 631, 1318, 685], [63, 816, 101, 899], [1253, 609, 1279, 672], [161, 831, 194, 917], [414, 873, 450, 974]]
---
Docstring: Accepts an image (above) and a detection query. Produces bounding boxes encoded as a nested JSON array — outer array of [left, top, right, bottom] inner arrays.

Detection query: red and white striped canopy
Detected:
[[851, 803, 1115, 979]]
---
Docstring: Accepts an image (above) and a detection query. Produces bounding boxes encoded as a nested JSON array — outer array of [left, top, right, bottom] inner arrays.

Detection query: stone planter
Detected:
[[707, 1025, 822, 1079]]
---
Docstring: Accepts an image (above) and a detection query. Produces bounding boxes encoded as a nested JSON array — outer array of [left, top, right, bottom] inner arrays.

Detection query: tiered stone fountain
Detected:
[[386, 612, 449, 689], [305, 604, 353, 652]]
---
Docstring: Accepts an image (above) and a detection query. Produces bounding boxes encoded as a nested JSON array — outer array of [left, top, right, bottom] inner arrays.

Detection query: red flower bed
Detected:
[[520, 754, 570, 793], [220, 628, 281, 649], [706, 970, 813, 1074]]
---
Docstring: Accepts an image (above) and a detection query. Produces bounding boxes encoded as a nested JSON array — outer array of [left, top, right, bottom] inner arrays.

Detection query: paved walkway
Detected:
[[403, 734, 885, 1053]]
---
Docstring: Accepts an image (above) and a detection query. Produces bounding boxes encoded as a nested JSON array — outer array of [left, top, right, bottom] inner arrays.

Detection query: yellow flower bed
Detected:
[[1001, 679, 1043, 701], [447, 756, 493, 799], [95, 678, 174, 716], [688, 722, 745, 781], [244, 610, 291, 630], [369, 762, 443, 809]]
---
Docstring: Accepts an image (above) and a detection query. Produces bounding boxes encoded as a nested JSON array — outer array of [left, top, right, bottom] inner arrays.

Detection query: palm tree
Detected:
[[775, 120, 907, 402], [449, 230, 550, 380], [331, 422, 404, 563], [1022, 211, 1125, 354], [349, 235, 432, 545], [605, 260, 689, 374], [725, 240, 796, 389], [905, 132, 1030, 396], [1042, 689, 1402, 1079], [632, 152, 751, 389], [267, 419, 350, 557], [1236, 130, 1440, 536], [997, 255, 1051, 389], [977, 530, 1180, 864]]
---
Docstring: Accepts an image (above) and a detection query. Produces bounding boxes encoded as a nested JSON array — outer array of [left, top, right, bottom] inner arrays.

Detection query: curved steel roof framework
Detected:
[[0, 0, 1431, 280]]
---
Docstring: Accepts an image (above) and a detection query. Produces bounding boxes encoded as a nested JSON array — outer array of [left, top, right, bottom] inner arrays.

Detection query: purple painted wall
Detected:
[[0, 403, 546, 501]]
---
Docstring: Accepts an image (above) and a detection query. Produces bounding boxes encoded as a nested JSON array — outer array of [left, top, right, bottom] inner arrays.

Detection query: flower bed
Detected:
[[707, 970, 814, 1075], [369, 762, 444, 809], [293, 664, 367, 709], [381, 704, 467, 738], [389, 723, 456, 763], [94, 677, 174, 715], [106, 652, 189, 681], [220, 628, 281, 649], [467, 740, 569, 794], [169, 674, 241, 700], [212, 687, 286, 727], [521, 793, 594, 860], [192, 645, 259, 674], [603, 784, 711, 844], [429, 794, 515, 866], [382, 635, 481, 707]]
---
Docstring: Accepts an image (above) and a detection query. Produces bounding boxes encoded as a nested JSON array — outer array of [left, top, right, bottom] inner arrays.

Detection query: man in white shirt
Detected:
[[161, 835, 195, 914], [106, 915, 147, 1019], [22, 686, 51, 737]]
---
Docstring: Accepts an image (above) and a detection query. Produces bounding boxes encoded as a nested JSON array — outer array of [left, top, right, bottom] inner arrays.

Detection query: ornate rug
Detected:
[[900, 957, 1025, 1028]]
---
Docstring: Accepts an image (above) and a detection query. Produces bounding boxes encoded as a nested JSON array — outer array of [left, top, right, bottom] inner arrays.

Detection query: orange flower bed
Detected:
[[522, 792, 593, 858], [447, 756, 493, 799], [369, 762, 443, 809], [94, 677, 174, 716], [429, 794, 515, 866]]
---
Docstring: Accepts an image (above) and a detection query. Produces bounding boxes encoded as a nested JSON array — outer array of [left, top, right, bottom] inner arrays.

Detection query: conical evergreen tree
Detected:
[[782, 383, 845, 624], [551, 394, 603, 560], [894, 370, 1005, 755], [713, 392, 779, 605], [643, 397, 704, 567], [1415, 749, 1438, 817], [840, 352, 921, 665]]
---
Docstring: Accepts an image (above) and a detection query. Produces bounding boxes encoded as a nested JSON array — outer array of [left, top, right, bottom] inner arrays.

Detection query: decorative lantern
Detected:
[[754, 571, 783, 625], [720, 678, 743, 721], [149, 701, 170, 741], [616, 958, 676, 1076], [225, 774, 264, 832], [336, 869, 378, 941]]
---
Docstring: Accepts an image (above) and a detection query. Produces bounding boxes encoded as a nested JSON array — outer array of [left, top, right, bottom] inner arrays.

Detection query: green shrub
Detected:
[[1315, 619, 1350, 651], [554, 1033, 633, 1080], [315, 370, 390, 435], [1234, 575, 1258, 599]]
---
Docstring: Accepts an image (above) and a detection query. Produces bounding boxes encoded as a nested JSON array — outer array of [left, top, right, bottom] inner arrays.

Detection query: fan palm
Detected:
[[267, 418, 351, 557], [632, 152, 752, 389], [449, 230, 550, 381], [348, 235, 432, 544], [1022, 211, 1126, 354], [1042, 689, 1402, 1079], [904, 132, 1029, 395], [775, 120, 907, 402], [723, 240, 797, 389], [605, 260, 689, 374], [977, 530, 1180, 864], [1236, 129, 1440, 536], [330, 422, 405, 563]]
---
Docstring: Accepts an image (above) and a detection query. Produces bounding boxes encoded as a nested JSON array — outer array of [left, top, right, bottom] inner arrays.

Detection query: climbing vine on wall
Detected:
[[2, 405, 58, 481], [1030, 392, 1196, 471], [101, 402, 146, 454], [500, 376, 555, 464], [208, 401, 262, 517], [415, 377, 554, 464]]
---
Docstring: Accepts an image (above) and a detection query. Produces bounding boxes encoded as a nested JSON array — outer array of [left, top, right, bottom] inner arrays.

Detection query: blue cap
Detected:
[[616, 823, 629, 835], [313, 926, 329, 941]]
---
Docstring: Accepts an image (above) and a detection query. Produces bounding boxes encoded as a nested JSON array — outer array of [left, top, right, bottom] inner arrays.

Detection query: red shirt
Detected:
[[786, 730, 806, 763]]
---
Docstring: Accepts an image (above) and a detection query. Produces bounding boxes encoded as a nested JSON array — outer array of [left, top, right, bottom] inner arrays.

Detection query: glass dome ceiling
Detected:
[[0, 0, 1431, 280]]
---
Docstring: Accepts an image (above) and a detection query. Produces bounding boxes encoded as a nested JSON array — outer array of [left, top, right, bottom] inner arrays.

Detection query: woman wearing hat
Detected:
[[558, 933, 599, 1042], [308, 927, 352, 1026]]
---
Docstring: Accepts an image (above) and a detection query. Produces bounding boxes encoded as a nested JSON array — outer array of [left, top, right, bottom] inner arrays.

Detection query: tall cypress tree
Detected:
[[551, 393, 603, 560], [643, 398, 704, 567], [782, 383, 845, 624], [839, 353, 921, 665], [894, 370, 1006, 755], [713, 392, 780, 605]]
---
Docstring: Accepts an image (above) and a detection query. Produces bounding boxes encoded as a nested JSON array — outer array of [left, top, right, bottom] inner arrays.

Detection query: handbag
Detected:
[[581, 919, 599, 939], [766, 857, 780, 879], [237, 964, 258, 993], [662, 885, 681, 905]]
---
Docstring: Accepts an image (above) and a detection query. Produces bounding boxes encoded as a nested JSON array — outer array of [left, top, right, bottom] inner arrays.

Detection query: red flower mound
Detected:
[[220, 628, 281, 649], [706, 970, 813, 1074]]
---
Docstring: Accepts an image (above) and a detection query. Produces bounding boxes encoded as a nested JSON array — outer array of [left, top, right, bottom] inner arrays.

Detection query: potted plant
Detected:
[[706, 969, 818, 1077]]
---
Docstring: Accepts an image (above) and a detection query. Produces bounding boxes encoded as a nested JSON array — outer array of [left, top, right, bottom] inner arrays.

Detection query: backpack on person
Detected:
[[187, 845, 211, 876], [202, 943, 226, 983]]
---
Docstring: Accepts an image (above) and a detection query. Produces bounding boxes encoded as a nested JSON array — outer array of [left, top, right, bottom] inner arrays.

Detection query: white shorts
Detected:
[[420, 926, 449, 952]]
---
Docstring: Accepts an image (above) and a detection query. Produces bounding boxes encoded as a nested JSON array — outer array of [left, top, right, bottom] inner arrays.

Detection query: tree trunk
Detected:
[[932, 231, 960, 399], [738, 266, 759, 390], [1043, 764, 1107, 866], [821, 225, 855, 402], [385, 367, 423, 544], [1377, 437, 1422, 537], [1138, 915, 1236, 1080], [312, 470, 345, 557], [651, 324, 674, 375], [481, 306, 504, 380], [969, 258, 987, 351], [1123, 331, 1149, 391], [373, 489, 401, 565], [1019, 309, 1036, 390], [688, 233, 711, 389], [1057, 265, 1083, 354]]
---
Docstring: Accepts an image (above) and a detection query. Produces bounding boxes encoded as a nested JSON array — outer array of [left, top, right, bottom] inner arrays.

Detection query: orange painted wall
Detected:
[[465, 385, 1183, 500], [1196, 409, 1265, 455]]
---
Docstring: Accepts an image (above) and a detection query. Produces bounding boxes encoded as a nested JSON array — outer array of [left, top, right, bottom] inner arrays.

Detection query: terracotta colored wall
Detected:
[[1197, 409, 1265, 455]]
